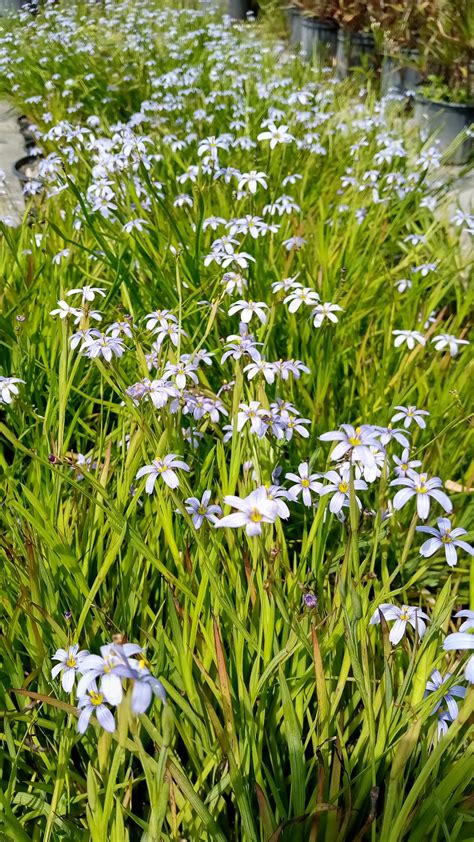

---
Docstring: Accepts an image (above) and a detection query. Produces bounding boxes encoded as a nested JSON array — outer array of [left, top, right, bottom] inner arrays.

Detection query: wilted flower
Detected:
[[436, 710, 453, 740], [303, 592, 318, 609]]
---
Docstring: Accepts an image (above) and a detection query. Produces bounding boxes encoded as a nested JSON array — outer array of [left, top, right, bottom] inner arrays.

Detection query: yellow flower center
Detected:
[[301, 478, 310, 487], [399, 611, 409, 621], [401, 463, 408, 471], [198, 504, 207, 514], [66, 655, 76, 668], [89, 691, 104, 706], [416, 485, 427, 494], [338, 482, 349, 493], [348, 436, 361, 446], [441, 534, 452, 543], [250, 509, 262, 523]]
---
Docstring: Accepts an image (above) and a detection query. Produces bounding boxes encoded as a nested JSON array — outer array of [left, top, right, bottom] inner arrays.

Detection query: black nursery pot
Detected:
[[336, 30, 377, 79], [12, 154, 42, 183], [380, 51, 421, 96], [228, 0, 255, 20], [288, 6, 302, 47], [414, 96, 474, 165], [301, 17, 338, 64]]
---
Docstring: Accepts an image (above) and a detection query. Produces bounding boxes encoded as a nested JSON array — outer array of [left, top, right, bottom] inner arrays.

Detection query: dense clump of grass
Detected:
[[0, 2, 473, 840]]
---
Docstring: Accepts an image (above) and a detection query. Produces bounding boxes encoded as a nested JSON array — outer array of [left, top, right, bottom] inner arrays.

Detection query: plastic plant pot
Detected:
[[12, 154, 43, 183], [288, 6, 302, 47], [414, 96, 474, 165], [381, 51, 421, 97], [228, 0, 255, 20], [301, 17, 338, 64], [336, 30, 377, 79]]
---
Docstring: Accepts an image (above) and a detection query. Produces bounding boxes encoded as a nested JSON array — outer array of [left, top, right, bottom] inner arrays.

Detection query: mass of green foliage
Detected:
[[0, 2, 473, 841]]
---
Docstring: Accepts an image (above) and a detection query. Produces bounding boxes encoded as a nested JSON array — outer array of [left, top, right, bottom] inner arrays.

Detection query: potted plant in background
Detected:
[[377, 0, 428, 96], [300, 0, 338, 64], [334, 0, 378, 79], [415, 0, 474, 164]]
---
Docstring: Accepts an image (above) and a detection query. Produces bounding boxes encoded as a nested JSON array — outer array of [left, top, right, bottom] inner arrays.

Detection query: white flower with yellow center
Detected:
[[390, 469, 452, 520], [136, 454, 190, 493], [416, 517, 473, 566], [319, 468, 367, 515], [77, 680, 116, 734], [369, 603, 429, 645], [285, 462, 322, 507], [76, 642, 142, 705], [184, 490, 222, 529], [320, 423, 382, 469], [215, 487, 279, 537], [52, 644, 89, 693]]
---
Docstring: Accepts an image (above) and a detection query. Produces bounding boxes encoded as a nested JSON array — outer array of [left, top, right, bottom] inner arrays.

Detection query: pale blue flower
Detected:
[[431, 334, 470, 357], [416, 517, 473, 566], [370, 603, 429, 644], [392, 330, 426, 350], [77, 643, 141, 705], [320, 424, 383, 469], [215, 487, 279, 537], [184, 491, 222, 528], [455, 610, 474, 632], [77, 681, 115, 734], [424, 669, 465, 719], [136, 455, 190, 493], [285, 463, 322, 507], [319, 467, 367, 514], [391, 405, 429, 429], [390, 470, 452, 520], [393, 448, 422, 477], [52, 644, 89, 693], [443, 632, 474, 683]]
